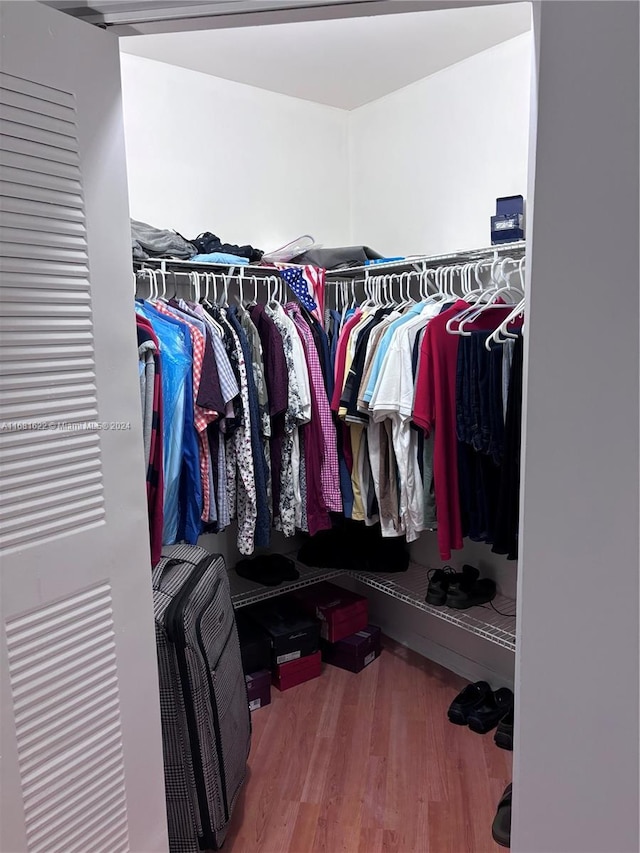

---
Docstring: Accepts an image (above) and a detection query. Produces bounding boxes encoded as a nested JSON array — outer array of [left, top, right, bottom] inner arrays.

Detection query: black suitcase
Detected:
[[153, 545, 251, 852]]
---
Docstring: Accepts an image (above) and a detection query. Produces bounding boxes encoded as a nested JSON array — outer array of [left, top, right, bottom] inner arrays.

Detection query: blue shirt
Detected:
[[136, 302, 202, 545], [362, 303, 427, 404]]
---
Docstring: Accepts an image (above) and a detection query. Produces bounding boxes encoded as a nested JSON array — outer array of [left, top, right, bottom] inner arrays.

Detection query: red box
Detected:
[[245, 669, 271, 711], [321, 625, 382, 673], [272, 650, 322, 691], [293, 582, 368, 643]]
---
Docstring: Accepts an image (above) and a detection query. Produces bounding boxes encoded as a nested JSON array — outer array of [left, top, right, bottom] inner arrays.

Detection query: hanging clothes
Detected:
[[134, 260, 524, 568], [491, 333, 523, 560], [286, 301, 342, 529], [136, 315, 163, 566], [135, 300, 200, 546]]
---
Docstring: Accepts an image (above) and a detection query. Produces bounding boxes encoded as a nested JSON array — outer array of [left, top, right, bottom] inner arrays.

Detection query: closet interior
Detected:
[[3, 3, 639, 853], [126, 2, 532, 694], [123, 5, 533, 848]]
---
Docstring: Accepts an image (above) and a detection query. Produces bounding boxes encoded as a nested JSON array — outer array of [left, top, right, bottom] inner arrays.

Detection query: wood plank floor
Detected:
[[225, 638, 511, 853]]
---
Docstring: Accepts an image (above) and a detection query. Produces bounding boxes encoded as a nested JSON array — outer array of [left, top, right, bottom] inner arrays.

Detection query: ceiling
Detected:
[[43, 1, 523, 36], [119, 3, 531, 109]]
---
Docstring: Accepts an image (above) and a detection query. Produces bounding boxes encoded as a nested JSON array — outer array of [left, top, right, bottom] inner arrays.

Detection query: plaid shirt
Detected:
[[287, 303, 342, 514]]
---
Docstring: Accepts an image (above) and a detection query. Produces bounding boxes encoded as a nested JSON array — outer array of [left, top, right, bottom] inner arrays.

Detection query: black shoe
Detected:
[[494, 708, 514, 751], [468, 687, 514, 734], [426, 566, 460, 605], [426, 564, 479, 605], [447, 680, 492, 725], [445, 565, 496, 609], [492, 784, 512, 848]]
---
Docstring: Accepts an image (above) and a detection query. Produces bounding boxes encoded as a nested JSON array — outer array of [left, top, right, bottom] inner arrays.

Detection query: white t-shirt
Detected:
[[369, 304, 440, 541]]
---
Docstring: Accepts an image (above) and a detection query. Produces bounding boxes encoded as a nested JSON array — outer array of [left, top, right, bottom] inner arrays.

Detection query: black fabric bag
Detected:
[[153, 545, 251, 853], [297, 519, 409, 573], [191, 231, 263, 263], [292, 246, 383, 270]]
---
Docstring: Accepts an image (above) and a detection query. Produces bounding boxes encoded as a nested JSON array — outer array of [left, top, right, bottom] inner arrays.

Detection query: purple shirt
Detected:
[[286, 303, 342, 525]]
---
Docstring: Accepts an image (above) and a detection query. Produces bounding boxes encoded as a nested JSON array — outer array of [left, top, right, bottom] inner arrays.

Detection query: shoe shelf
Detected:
[[349, 563, 517, 652], [229, 554, 517, 651], [230, 560, 343, 609]]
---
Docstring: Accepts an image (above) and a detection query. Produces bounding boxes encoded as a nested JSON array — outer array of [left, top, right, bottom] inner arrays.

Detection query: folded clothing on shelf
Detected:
[[234, 554, 299, 587], [190, 231, 263, 263], [189, 252, 250, 265], [292, 245, 384, 270], [131, 218, 196, 259]]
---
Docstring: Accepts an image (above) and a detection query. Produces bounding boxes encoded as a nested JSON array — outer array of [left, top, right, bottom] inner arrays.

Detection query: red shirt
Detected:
[[414, 302, 513, 560], [330, 311, 363, 412], [413, 301, 467, 559]]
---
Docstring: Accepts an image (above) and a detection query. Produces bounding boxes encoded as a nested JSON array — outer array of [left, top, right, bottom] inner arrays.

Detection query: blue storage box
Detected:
[[491, 195, 524, 244]]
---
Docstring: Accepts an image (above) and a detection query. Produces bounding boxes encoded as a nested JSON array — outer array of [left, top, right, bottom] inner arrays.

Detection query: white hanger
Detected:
[[445, 257, 502, 334], [485, 297, 525, 350], [157, 267, 167, 301], [147, 268, 158, 302], [189, 271, 200, 303], [458, 256, 524, 334]]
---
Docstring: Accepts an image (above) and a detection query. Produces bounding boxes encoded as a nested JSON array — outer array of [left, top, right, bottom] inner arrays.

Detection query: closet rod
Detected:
[[325, 240, 527, 279], [132, 258, 303, 277]]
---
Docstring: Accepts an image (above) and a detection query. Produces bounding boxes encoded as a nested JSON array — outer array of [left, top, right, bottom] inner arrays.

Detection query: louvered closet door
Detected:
[[0, 4, 169, 852]]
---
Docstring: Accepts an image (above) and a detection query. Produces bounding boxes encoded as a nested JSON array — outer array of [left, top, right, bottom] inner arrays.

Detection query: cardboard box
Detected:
[[293, 582, 368, 643], [244, 596, 320, 666], [322, 624, 382, 673], [245, 669, 271, 711], [272, 650, 322, 691], [235, 610, 272, 675]]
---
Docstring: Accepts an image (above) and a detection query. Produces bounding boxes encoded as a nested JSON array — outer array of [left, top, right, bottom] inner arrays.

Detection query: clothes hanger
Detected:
[[399, 271, 415, 308], [147, 268, 159, 302], [446, 257, 502, 334], [485, 297, 525, 349], [456, 257, 522, 335], [383, 273, 393, 307], [196, 271, 209, 306], [189, 271, 200, 304]]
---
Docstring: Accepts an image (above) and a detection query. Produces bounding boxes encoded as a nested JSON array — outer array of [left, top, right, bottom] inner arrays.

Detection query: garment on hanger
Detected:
[[135, 299, 200, 546], [136, 315, 164, 566], [135, 273, 346, 554], [134, 257, 524, 566], [414, 302, 516, 560], [491, 333, 523, 560], [286, 301, 342, 527]]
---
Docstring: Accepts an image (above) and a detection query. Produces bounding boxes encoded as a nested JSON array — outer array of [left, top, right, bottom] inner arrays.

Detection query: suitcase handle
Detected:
[[152, 557, 193, 588]]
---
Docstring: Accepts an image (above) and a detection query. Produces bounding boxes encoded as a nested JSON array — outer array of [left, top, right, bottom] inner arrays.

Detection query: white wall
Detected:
[[120, 53, 350, 254], [348, 32, 532, 256], [513, 3, 639, 852]]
